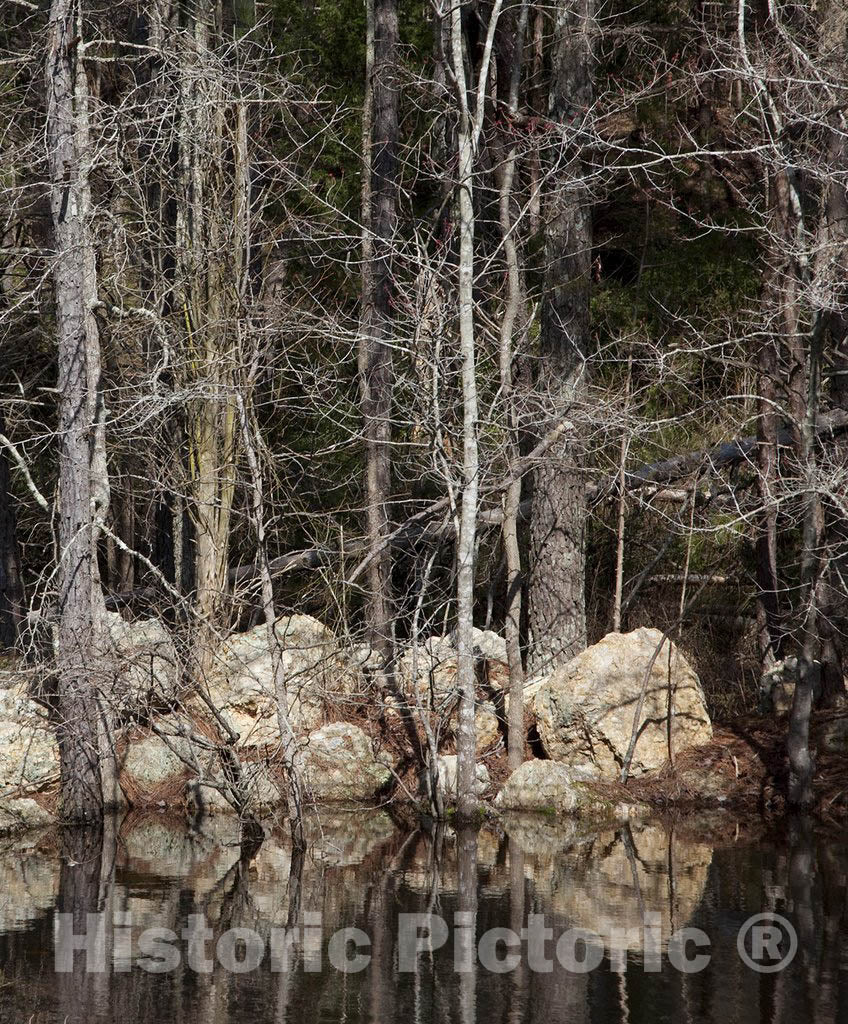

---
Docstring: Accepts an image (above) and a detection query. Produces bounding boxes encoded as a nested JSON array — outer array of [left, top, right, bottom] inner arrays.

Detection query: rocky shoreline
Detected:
[[1, 614, 846, 836]]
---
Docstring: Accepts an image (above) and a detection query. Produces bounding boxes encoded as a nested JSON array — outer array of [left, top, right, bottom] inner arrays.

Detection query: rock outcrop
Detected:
[[0, 677, 58, 796], [494, 760, 639, 823], [106, 612, 179, 710], [121, 731, 194, 793], [395, 632, 505, 753], [813, 714, 848, 755], [0, 614, 178, 798], [0, 613, 406, 827], [434, 754, 490, 803], [24, 610, 180, 712], [302, 722, 392, 802], [534, 627, 712, 777], [0, 797, 54, 832], [204, 614, 363, 747], [119, 725, 282, 815], [758, 657, 797, 714]]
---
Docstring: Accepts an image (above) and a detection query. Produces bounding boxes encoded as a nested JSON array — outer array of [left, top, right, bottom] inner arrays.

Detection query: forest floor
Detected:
[[617, 708, 848, 826], [366, 694, 848, 827], [463, 703, 848, 831]]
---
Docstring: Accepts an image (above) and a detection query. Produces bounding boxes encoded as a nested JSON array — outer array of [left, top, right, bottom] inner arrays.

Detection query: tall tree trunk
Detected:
[[359, 0, 398, 683], [451, 0, 481, 821], [47, 0, 113, 822], [527, 0, 593, 673], [771, 164, 817, 807], [813, 0, 848, 706], [788, 312, 824, 807], [528, 6, 544, 236], [495, 0, 529, 773], [755, 330, 781, 670], [175, 1, 238, 679]]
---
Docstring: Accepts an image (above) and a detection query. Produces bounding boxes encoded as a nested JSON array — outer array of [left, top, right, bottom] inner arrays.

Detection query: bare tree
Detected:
[[494, 0, 530, 772], [360, 0, 400, 683], [449, 0, 503, 816], [237, 385, 307, 849], [46, 0, 114, 821], [527, 0, 594, 673]]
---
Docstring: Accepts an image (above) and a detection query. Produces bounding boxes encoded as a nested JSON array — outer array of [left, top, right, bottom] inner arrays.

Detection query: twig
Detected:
[[0, 433, 49, 510]]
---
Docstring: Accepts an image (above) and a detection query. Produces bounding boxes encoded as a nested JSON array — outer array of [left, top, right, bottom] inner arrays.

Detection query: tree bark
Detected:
[[813, 0, 848, 705], [612, 357, 632, 632], [788, 313, 823, 808], [359, 0, 399, 683], [451, 0, 482, 820], [174, 1, 239, 679], [528, 0, 593, 673], [47, 0, 113, 822], [495, 0, 529, 774], [755, 329, 781, 669]]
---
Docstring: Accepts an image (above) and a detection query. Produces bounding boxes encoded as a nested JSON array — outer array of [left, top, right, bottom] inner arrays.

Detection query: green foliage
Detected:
[[592, 218, 759, 346], [273, 0, 366, 85]]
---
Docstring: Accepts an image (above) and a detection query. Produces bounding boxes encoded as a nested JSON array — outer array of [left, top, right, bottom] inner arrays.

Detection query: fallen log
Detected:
[[606, 407, 848, 495]]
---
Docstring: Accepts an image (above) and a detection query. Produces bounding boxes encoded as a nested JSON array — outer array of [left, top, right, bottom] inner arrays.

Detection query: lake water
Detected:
[[0, 809, 844, 1023]]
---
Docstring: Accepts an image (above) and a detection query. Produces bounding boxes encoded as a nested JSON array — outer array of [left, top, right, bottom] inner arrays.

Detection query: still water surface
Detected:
[[0, 810, 845, 1023]]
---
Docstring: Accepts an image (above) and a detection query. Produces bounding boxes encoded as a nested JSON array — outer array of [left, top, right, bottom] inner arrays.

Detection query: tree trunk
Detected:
[[772, 144, 817, 807], [813, 0, 848, 705], [612, 357, 632, 632], [755, 328, 781, 670], [771, 169, 817, 807], [47, 0, 113, 823], [788, 314, 823, 807], [527, 0, 593, 673], [175, 1, 238, 679], [359, 0, 398, 683], [495, 0, 529, 774], [451, 0, 482, 821]]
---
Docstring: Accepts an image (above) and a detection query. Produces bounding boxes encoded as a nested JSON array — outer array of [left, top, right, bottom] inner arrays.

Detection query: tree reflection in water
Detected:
[[0, 812, 846, 1023]]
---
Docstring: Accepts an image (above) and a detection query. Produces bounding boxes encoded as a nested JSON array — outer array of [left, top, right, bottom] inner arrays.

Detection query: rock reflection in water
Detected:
[[0, 811, 846, 1023]]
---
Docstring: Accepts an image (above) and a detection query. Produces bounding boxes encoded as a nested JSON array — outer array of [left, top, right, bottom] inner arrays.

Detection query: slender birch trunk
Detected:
[[496, 0, 529, 774], [451, 0, 480, 820]]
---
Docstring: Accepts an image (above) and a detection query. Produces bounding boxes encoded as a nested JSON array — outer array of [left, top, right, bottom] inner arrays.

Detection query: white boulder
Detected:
[[534, 628, 712, 777], [434, 754, 490, 803], [205, 615, 363, 747], [302, 722, 392, 802]]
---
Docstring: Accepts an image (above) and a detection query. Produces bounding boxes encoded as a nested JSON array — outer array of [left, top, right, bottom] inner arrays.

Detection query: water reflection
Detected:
[[0, 809, 846, 1023]]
